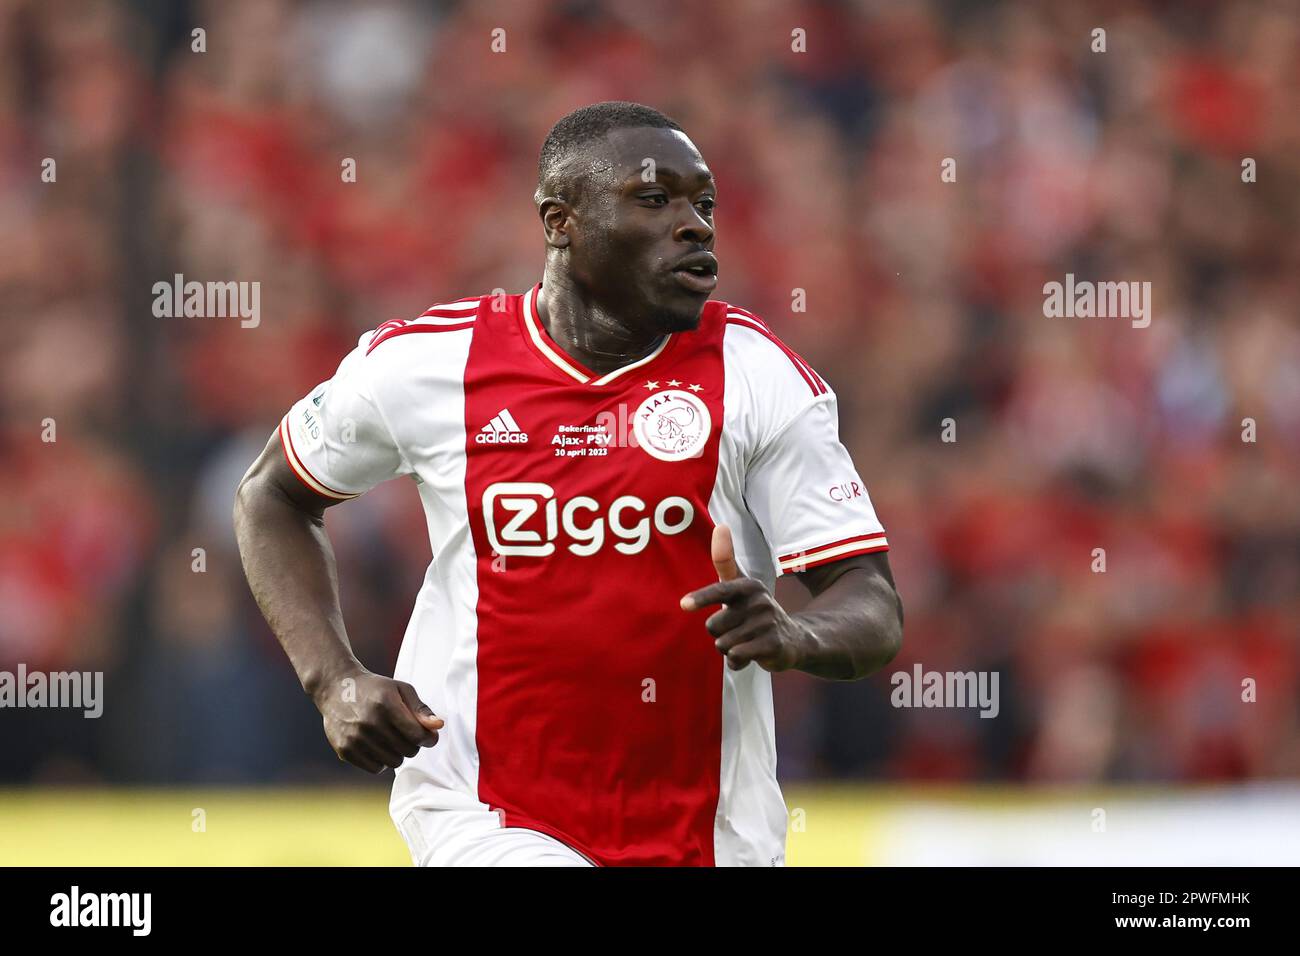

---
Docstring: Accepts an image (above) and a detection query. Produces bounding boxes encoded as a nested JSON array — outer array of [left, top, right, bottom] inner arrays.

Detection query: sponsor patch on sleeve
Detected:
[[293, 387, 327, 452]]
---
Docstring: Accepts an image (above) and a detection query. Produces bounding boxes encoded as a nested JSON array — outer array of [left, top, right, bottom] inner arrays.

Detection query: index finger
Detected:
[[679, 577, 758, 611]]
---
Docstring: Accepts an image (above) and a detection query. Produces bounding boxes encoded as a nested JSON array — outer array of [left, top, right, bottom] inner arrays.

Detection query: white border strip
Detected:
[[778, 534, 888, 571], [522, 286, 591, 383], [279, 416, 360, 501], [523, 285, 673, 386]]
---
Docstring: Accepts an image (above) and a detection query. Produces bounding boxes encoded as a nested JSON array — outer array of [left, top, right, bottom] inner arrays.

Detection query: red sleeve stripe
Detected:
[[367, 318, 476, 354], [780, 531, 888, 558], [426, 294, 482, 307], [725, 314, 827, 396], [417, 312, 479, 322], [420, 299, 481, 318], [364, 299, 481, 353], [726, 306, 774, 337], [777, 532, 889, 573], [728, 306, 827, 392], [279, 416, 360, 501]]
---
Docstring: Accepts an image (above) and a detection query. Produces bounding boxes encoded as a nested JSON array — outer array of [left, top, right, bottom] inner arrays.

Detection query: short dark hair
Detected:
[[535, 101, 683, 204]]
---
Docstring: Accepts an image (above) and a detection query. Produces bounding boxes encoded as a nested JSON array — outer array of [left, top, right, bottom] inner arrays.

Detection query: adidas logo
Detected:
[[476, 408, 528, 445]]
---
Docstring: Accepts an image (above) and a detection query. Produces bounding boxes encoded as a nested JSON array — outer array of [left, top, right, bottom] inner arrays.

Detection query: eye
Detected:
[[639, 192, 669, 206], [696, 197, 716, 214]]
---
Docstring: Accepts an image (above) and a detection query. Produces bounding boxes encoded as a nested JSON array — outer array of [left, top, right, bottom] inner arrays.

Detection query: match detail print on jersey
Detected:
[[277, 284, 890, 865]]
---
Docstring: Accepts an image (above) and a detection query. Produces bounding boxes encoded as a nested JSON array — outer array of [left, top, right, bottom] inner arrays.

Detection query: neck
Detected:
[[536, 268, 665, 378]]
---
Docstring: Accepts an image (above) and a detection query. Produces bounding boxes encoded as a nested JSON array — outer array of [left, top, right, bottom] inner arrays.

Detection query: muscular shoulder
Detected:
[[358, 292, 481, 383], [718, 302, 833, 454], [336, 294, 484, 442], [363, 294, 483, 360]]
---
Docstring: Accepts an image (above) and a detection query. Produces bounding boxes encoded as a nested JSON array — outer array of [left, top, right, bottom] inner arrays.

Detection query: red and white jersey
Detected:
[[280, 283, 889, 866]]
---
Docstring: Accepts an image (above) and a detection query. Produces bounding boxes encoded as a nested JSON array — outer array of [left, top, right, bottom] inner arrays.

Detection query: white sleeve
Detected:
[[278, 332, 411, 500], [743, 392, 889, 576]]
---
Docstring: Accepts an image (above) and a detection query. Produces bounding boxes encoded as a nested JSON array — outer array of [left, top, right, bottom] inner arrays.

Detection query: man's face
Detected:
[[552, 126, 718, 334]]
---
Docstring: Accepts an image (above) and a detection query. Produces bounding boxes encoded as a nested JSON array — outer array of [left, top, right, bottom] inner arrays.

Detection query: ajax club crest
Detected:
[[632, 388, 711, 462]]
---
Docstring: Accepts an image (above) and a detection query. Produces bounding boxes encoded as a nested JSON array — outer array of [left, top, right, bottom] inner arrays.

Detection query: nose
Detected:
[[673, 203, 713, 245]]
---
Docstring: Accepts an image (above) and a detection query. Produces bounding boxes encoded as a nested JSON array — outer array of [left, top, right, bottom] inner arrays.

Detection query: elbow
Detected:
[[879, 590, 904, 669], [233, 469, 257, 518], [853, 584, 903, 680], [232, 467, 270, 537], [232, 474, 256, 540]]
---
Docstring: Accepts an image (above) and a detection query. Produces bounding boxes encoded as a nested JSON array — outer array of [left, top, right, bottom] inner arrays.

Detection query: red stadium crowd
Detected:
[[1, 0, 1297, 784]]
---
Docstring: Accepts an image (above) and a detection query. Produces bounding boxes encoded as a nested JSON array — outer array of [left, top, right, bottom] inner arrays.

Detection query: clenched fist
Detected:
[[312, 666, 444, 773]]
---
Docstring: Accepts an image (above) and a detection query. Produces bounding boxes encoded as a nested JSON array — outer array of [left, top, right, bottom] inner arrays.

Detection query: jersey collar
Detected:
[[519, 283, 676, 386]]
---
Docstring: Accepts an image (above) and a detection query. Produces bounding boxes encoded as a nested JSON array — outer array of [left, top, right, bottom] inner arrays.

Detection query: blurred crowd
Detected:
[[1, 0, 1298, 786]]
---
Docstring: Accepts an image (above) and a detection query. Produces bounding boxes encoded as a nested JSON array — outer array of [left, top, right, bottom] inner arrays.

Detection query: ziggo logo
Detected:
[[482, 482, 694, 556]]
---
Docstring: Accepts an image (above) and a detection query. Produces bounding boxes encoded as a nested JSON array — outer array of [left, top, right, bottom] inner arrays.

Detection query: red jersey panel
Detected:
[[278, 284, 890, 866]]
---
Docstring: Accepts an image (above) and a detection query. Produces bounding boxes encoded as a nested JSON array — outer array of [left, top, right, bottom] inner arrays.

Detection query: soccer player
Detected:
[[233, 102, 902, 867]]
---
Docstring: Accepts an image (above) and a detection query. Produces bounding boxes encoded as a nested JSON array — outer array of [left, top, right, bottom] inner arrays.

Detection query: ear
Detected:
[[538, 197, 572, 249]]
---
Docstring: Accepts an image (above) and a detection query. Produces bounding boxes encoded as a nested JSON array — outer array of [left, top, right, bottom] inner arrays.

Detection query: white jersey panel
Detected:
[[280, 331, 412, 499], [361, 326, 491, 821], [709, 320, 892, 866]]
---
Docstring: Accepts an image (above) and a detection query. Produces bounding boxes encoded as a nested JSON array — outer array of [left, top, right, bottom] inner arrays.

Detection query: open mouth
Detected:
[[670, 254, 718, 293]]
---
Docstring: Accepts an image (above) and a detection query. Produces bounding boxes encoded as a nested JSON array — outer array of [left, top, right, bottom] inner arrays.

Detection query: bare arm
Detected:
[[233, 431, 442, 772], [786, 551, 903, 679], [234, 432, 358, 694]]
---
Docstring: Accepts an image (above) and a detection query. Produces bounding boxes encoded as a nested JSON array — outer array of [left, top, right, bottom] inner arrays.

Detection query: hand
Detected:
[[312, 665, 444, 773], [679, 525, 811, 672]]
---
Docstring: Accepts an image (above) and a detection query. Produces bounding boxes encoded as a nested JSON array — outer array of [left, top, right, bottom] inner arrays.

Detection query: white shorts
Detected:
[[395, 806, 595, 867]]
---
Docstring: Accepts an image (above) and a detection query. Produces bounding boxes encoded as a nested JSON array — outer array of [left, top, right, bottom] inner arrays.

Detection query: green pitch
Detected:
[[0, 786, 938, 866]]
